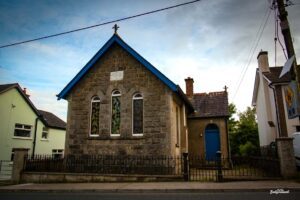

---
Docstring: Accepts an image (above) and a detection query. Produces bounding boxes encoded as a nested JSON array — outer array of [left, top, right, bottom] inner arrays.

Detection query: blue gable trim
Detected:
[[57, 34, 178, 100]]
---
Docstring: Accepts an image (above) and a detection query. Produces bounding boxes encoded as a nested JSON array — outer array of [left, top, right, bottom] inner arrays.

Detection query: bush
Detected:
[[239, 141, 259, 156]]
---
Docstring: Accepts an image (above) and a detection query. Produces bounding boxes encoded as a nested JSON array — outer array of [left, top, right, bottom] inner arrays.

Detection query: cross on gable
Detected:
[[224, 85, 228, 92], [113, 24, 119, 34]]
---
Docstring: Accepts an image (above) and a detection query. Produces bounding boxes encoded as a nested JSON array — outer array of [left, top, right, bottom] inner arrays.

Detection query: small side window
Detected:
[[132, 93, 143, 135], [41, 127, 49, 139], [90, 96, 100, 136]]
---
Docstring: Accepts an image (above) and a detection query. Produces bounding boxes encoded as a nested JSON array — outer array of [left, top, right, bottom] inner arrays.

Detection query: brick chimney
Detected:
[[257, 51, 270, 72], [23, 88, 30, 98], [185, 77, 194, 97]]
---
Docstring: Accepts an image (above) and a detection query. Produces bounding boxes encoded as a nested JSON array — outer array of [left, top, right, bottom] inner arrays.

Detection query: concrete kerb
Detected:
[[0, 181, 300, 193], [1, 188, 300, 193]]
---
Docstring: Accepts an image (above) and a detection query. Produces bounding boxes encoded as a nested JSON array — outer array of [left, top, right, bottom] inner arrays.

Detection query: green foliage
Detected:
[[229, 105, 260, 156], [239, 141, 257, 156], [228, 103, 238, 134]]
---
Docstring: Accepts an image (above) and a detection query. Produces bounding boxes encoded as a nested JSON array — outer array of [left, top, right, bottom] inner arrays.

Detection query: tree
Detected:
[[228, 103, 238, 134], [229, 105, 260, 156]]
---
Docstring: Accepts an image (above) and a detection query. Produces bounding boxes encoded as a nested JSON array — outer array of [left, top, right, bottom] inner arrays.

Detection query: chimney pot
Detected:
[[23, 88, 30, 98], [257, 51, 270, 72], [185, 77, 194, 97]]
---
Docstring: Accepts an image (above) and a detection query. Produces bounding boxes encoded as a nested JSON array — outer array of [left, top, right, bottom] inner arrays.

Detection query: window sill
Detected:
[[110, 134, 120, 137], [89, 134, 99, 137], [41, 139, 49, 141], [132, 134, 143, 137], [88, 136, 145, 140], [12, 136, 32, 140]]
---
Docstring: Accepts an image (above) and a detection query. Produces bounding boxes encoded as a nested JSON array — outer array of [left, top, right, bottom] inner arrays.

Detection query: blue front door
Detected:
[[205, 124, 220, 161]]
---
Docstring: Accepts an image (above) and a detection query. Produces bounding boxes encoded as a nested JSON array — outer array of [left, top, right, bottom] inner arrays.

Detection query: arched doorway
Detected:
[[204, 124, 220, 161]]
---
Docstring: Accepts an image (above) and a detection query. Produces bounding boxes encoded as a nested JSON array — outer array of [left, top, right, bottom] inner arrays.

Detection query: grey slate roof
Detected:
[[262, 66, 291, 84], [188, 91, 229, 118], [38, 110, 66, 130], [0, 83, 18, 94]]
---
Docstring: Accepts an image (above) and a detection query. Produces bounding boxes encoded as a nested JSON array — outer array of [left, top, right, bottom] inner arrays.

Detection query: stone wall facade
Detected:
[[65, 43, 184, 156], [187, 117, 229, 158]]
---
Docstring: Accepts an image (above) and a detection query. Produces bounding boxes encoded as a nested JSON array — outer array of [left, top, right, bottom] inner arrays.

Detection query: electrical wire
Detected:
[[0, 0, 201, 49], [274, 4, 278, 67], [275, 13, 288, 59], [232, 7, 272, 100]]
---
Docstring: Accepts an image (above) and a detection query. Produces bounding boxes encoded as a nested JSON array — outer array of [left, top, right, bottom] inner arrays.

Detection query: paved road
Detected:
[[0, 191, 299, 200]]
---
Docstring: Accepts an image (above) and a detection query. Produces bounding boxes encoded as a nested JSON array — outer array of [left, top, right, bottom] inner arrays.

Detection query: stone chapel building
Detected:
[[57, 31, 229, 160]]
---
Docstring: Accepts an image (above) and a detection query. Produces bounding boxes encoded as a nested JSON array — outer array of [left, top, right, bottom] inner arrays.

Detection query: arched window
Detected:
[[90, 96, 100, 136], [132, 93, 143, 135], [111, 90, 121, 135]]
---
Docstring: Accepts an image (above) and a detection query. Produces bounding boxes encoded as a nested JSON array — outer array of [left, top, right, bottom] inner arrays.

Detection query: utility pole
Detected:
[[276, 0, 299, 83], [275, 0, 297, 178]]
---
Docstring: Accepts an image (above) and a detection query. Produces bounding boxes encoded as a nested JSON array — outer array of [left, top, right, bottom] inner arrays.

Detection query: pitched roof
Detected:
[[252, 66, 294, 106], [262, 66, 291, 84], [0, 83, 19, 94], [0, 83, 41, 117], [0, 83, 66, 130], [38, 110, 66, 130], [188, 91, 229, 118], [57, 34, 194, 111]]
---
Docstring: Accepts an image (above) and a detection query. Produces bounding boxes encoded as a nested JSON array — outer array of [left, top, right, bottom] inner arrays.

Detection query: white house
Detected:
[[252, 51, 300, 147], [0, 83, 66, 161]]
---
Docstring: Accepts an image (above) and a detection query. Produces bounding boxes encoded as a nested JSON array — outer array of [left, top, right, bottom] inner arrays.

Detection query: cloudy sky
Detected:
[[0, 0, 300, 120]]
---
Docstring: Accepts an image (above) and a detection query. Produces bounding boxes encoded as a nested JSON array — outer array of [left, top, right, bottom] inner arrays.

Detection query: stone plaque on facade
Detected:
[[110, 71, 124, 81]]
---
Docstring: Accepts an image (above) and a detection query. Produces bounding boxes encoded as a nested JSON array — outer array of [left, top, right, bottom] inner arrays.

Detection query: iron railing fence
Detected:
[[23, 154, 281, 182], [189, 155, 281, 181], [260, 144, 278, 158], [226, 156, 281, 177], [24, 154, 183, 176]]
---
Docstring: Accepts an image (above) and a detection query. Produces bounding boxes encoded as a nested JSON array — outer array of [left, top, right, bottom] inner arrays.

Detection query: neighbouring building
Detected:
[[0, 83, 66, 161], [185, 78, 229, 160], [57, 32, 229, 159], [252, 51, 300, 148]]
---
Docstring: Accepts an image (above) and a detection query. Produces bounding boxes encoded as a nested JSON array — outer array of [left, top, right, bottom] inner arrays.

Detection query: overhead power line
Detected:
[[0, 0, 201, 49], [232, 7, 272, 101]]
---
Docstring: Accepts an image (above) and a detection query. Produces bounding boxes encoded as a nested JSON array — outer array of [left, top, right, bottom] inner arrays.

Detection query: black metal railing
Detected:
[[189, 155, 281, 181], [23, 153, 281, 182], [24, 154, 183, 176], [260, 144, 278, 158]]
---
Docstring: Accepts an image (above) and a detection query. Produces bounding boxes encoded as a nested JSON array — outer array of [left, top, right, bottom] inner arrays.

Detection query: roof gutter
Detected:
[[32, 116, 39, 159]]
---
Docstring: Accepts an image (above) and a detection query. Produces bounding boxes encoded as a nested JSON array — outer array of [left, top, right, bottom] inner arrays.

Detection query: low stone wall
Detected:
[[21, 172, 183, 183]]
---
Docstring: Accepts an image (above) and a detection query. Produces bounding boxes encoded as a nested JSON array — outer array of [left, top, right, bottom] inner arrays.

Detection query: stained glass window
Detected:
[[90, 96, 100, 136], [111, 90, 121, 135], [133, 93, 143, 135]]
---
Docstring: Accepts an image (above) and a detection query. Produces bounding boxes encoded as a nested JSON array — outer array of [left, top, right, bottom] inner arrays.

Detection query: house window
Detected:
[[132, 93, 143, 135], [14, 123, 31, 137], [41, 127, 49, 139], [90, 96, 100, 136], [52, 149, 64, 159], [111, 90, 121, 135]]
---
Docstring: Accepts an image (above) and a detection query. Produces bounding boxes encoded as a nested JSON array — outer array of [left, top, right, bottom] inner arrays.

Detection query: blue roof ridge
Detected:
[[57, 34, 178, 99]]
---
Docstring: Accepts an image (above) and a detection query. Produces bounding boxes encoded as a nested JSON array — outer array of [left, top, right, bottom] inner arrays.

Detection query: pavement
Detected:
[[0, 180, 300, 193]]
